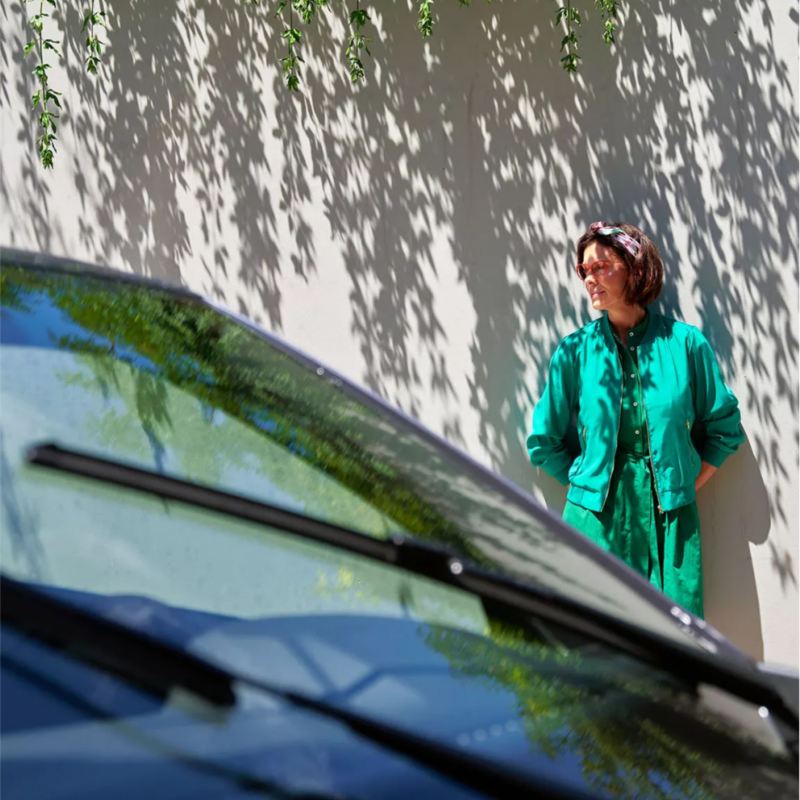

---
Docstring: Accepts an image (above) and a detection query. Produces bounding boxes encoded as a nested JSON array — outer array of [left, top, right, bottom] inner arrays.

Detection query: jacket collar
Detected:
[[599, 310, 661, 350]]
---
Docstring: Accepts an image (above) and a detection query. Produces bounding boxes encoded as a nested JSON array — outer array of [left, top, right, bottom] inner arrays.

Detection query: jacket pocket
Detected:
[[568, 426, 588, 484], [685, 420, 701, 478]]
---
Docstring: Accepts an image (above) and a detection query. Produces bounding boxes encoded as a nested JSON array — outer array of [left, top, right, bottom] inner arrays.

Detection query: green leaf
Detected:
[[596, 0, 618, 16], [349, 8, 369, 27], [560, 52, 580, 72], [560, 32, 577, 50], [281, 26, 302, 45], [292, 0, 316, 24], [280, 53, 298, 73]]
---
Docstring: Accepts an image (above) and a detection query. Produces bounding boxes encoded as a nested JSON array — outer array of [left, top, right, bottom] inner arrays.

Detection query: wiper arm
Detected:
[[1, 575, 590, 800], [27, 441, 798, 730]]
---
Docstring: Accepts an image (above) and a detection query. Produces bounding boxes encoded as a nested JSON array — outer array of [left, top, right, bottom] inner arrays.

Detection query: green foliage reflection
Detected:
[[423, 620, 766, 800], [2, 265, 486, 563]]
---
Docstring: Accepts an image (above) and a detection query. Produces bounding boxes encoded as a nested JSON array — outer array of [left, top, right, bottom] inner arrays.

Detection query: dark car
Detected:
[[0, 248, 797, 799]]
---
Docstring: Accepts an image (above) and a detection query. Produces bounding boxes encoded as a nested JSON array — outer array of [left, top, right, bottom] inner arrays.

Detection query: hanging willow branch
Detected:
[[555, 0, 581, 73], [417, 0, 434, 38], [345, 1, 371, 83], [280, 5, 303, 91], [24, 0, 61, 168], [20, 0, 624, 169], [82, 1, 107, 75], [595, 0, 619, 44]]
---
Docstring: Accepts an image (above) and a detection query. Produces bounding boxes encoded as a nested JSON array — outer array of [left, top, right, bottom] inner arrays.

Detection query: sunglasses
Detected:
[[574, 259, 623, 281]]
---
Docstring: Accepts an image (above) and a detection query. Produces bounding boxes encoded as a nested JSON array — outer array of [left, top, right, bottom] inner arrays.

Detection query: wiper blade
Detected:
[[1, 575, 237, 707], [27, 441, 798, 730], [2, 575, 590, 800]]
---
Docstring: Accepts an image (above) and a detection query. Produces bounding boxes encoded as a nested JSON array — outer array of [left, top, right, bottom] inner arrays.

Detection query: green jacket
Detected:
[[527, 313, 745, 513]]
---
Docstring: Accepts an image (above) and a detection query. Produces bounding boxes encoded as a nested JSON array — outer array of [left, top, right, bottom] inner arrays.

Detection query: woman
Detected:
[[527, 222, 744, 618]]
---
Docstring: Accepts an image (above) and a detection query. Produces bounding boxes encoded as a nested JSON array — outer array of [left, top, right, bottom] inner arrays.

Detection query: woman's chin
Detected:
[[591, 296, 606, 310]]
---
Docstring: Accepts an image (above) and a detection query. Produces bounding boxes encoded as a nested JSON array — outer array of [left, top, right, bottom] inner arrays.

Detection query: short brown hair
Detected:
[[576, 222, 664, 306]]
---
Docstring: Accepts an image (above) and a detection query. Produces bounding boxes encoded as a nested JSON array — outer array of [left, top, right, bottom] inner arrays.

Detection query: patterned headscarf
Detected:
[[588, 222, 641, 258]]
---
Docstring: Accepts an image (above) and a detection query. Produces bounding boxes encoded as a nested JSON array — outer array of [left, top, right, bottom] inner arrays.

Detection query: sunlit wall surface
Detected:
[[1, 1, 797, 665]]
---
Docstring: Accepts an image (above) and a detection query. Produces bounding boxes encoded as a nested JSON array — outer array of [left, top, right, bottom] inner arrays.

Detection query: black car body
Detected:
[[1, 248, 797, 799]]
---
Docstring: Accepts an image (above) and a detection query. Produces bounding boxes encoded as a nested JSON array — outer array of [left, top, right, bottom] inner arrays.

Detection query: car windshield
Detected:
[[1, 255, 796, 799]]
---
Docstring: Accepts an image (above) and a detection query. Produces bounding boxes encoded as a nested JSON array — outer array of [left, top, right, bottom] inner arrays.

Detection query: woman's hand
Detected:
[[695, 461, 717, 493]]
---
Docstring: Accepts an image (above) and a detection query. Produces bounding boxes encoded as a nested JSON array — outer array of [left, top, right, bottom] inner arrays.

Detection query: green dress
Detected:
[[562, 314, 704, 617]]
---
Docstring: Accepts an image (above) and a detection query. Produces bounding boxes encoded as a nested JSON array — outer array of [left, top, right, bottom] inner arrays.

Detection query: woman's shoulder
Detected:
[[650, 313, 708, 346], [552, 319, 602, 365], [553, 318, 603, 357], [562, 317, 603, 343]]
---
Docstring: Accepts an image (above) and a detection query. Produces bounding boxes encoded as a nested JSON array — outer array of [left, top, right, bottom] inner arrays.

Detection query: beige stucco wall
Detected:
[[2, 0, 797, 666]]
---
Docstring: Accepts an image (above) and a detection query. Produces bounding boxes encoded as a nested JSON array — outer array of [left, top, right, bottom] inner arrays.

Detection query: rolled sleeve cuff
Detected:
[[701, 443, 735, 469], [529, 448, 572, 485]]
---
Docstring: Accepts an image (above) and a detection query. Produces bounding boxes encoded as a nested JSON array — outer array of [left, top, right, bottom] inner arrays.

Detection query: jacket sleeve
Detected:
[[527, 341, 577, 485], [691, 329, 745, 468]]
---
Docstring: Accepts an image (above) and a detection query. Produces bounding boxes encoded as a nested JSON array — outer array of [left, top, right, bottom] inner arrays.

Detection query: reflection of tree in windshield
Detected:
[[2, 266, 487, 562], [54, 345, 402, 537], [423, 621, 792, 800]]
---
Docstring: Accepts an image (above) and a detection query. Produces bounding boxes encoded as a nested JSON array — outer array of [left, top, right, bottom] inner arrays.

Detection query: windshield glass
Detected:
[[0, 257, 706, 651]]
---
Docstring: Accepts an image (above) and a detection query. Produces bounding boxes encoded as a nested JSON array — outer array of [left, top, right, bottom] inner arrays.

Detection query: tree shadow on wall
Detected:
[[6, 0, 285, 319], [298, 0, 796, 658], [6, 0, 797, 659]]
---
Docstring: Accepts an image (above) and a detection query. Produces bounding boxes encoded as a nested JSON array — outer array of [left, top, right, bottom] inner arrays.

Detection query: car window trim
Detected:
[[24, 441, 797, 731]]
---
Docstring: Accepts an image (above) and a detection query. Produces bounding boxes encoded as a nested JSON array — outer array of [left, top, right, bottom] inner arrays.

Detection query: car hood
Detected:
[[35, 587, 797, 800]]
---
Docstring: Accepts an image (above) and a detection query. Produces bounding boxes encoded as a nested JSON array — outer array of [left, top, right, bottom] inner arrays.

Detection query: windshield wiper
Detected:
[[26, 441, 798, 730], [1, 574, 593, 800]]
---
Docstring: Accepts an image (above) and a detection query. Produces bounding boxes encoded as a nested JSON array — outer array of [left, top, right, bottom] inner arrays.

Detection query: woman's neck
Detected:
[[607, 304, 646, 341]]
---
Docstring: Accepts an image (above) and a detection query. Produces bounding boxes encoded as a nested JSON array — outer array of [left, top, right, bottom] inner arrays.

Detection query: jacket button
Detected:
[[635, 429, 640, 435], [632, 401, 638, 407]]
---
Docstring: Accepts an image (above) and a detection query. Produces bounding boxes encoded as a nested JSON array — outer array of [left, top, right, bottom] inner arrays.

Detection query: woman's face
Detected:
[[579, 241, 631, 313]]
